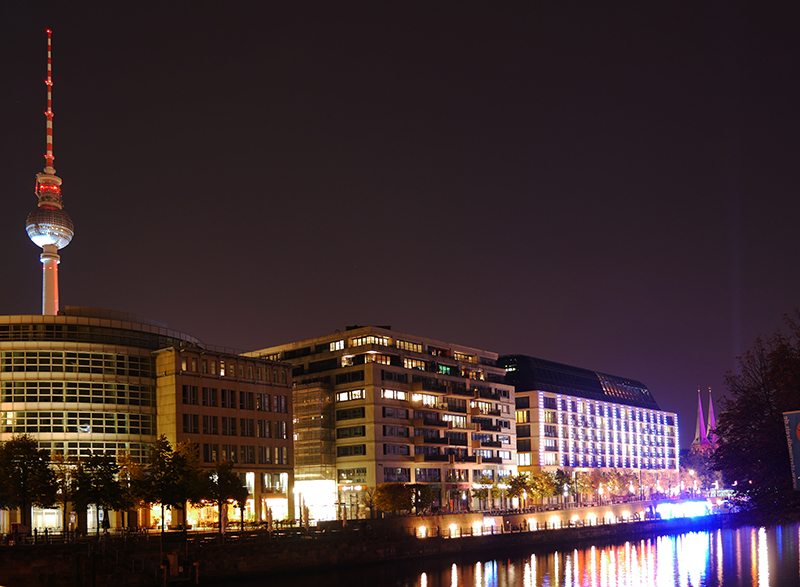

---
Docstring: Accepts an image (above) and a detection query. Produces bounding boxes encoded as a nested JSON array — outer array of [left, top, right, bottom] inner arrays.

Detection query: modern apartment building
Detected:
[[154, 347, 294, 525], [249, 326, 517, 516], [499, 355, 679, 477]]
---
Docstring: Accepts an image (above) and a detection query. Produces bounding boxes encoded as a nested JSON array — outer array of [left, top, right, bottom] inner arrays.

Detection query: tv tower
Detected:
[[25, 30, 74, 316]]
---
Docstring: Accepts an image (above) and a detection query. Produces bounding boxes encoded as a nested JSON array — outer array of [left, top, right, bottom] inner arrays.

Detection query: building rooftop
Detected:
[[499, 354, 662, 411]]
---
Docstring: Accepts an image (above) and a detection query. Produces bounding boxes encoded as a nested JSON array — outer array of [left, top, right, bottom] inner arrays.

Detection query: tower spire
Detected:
[[692, 388, 709, 445], [44, 29, 55, 175], [706, 387, 717, 444], [25, 29, 74, 316]]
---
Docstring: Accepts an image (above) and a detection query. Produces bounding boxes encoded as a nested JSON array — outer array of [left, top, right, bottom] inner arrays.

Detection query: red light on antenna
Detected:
[[46, 29, 52, 34]]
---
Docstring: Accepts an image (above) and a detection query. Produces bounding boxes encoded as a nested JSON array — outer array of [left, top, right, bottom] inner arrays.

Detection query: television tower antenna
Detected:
[[25, 30, 75, 315]]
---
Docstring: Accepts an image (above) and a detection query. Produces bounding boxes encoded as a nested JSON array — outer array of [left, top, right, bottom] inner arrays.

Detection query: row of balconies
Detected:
[[411, 453, 510, 464]]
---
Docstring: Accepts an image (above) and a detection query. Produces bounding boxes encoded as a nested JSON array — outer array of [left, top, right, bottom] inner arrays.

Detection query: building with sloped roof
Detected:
[[499, 355, 678, 478]]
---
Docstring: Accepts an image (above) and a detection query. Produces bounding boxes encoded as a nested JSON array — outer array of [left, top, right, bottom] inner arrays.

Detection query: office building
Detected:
[[154, 346, 294, 525]]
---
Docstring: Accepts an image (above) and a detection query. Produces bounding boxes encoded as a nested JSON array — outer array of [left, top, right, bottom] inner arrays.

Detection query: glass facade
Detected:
[[0, 308, 200, 462]]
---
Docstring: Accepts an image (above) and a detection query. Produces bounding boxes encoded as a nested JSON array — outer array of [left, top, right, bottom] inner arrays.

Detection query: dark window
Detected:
[[337, 407, 366, 420], [337, 425, 366, 439], [336, 370, 364, 385], [337, 444, 366, 457], [382, 370, 408, 383]]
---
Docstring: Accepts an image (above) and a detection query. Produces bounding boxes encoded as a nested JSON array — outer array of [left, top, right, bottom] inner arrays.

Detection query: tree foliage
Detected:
[[51, 452, 78, 531], [202, 460, 247, 533], [374, 483, 412, 514], [0, 434, 57, 527], [73, 453, 125, 534], [529, 471, 557, 501], [711, 316, 800, 522], [507, 473, 531, 504], [408, 483, 434, 512], [360, 486, 378, 518], [142, 436, 204, 531]]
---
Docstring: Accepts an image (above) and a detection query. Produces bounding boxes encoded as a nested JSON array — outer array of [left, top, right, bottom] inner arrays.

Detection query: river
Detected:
[[219, 522, 800, 587]]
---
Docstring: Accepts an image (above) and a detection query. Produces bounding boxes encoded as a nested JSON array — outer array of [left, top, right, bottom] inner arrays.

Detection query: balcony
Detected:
[[411, 417, 448, 427], [418, 453, 449, 462], [479, 423, 502, 432], [412, 381, 448, 394], [481, 456, 503, 464], [453, 454, 477, 463], [423, 436, 450, 445], [478, 390, 502, 401], [450, 387, 475, 398], [481, 440, 502, 448]]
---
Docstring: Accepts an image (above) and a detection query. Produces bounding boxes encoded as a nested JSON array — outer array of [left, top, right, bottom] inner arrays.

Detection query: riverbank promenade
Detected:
[[0, 499, 731, 587]]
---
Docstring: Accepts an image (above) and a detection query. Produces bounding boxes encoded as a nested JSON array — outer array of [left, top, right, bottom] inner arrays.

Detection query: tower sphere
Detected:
[[26, 205, 74, 248]]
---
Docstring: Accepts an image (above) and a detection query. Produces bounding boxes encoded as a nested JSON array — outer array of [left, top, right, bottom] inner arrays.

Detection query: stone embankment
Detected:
[[0, 512, 737, 587]]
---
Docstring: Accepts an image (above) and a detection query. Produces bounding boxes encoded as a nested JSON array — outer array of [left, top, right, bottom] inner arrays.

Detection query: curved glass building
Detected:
[[0, 306, 200, 462]]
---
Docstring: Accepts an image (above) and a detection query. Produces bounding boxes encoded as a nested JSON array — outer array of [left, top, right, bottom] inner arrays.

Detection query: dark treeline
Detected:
[[0, 434, 247, 534]]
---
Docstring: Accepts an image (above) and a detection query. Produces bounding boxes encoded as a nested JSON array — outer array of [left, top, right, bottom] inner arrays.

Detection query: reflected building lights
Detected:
[[523, 560, 532, 587], [717, 529, 724, 586], [751, 528, 758, 587], [735, 527, 743, 585], [758, 527, 769, 587], [563, 552, 572, 587]]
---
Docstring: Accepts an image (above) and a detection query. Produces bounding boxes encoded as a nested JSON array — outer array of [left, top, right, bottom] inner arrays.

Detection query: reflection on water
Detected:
[[229, 523, 800, 587]]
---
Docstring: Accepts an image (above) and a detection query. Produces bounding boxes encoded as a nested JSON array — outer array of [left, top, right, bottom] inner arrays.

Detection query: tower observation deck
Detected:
[[25, 30, 74, 316]]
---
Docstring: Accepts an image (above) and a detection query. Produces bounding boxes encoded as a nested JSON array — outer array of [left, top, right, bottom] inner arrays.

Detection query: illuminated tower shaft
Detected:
[[25, 30, 74, 315], [41, 245, 60, 315]]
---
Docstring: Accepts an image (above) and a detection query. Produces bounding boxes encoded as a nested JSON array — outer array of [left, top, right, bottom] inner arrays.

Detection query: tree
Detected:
[[374, 483, 412, 514], [554, 469, 573, 501], [585, 469, 605, 500], [529, 471, 557, 503], [507, 473, 531, 506], [0, 435, 57, 527], [360, 486, 378, 518], [51, 452, 78, 531], [407, 484, 434, 513], [471, 475, 493, 509], [604, 469, 626, 498], [711, 316, 800, 522], [202, 460, 246, 534], [117, 451, 146, 528], [141, 436, 203, 532], [72, 453, 124, 535]]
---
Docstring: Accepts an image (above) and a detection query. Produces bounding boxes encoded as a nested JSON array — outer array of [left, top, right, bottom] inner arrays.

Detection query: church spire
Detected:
[[706, 387, 717, 444], [692, 389, 709, 445]]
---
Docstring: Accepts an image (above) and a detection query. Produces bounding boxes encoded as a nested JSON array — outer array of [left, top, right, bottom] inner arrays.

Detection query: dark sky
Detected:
[[2, 2, 799, 449]]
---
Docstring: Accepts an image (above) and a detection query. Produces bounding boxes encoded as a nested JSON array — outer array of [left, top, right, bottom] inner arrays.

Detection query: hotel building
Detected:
[[249, 326, 517, 516], [500, 355, 679, 478]]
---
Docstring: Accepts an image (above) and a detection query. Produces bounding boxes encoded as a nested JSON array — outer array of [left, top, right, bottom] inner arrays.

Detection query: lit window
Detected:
[[352, 335, 389, 347], [381, 389, 408, 401], [411, 393, 436, 407], [336, 389, 365, 402], [397, 340, 423, 353], [404, 358, 426, 370]]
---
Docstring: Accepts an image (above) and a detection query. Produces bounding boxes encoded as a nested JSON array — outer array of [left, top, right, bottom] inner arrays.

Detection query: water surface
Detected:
[[223, 523, 800, 587]]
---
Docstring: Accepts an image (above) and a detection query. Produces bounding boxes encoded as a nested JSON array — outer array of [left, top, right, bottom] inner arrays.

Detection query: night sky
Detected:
[[2, 2, 799, 449]]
